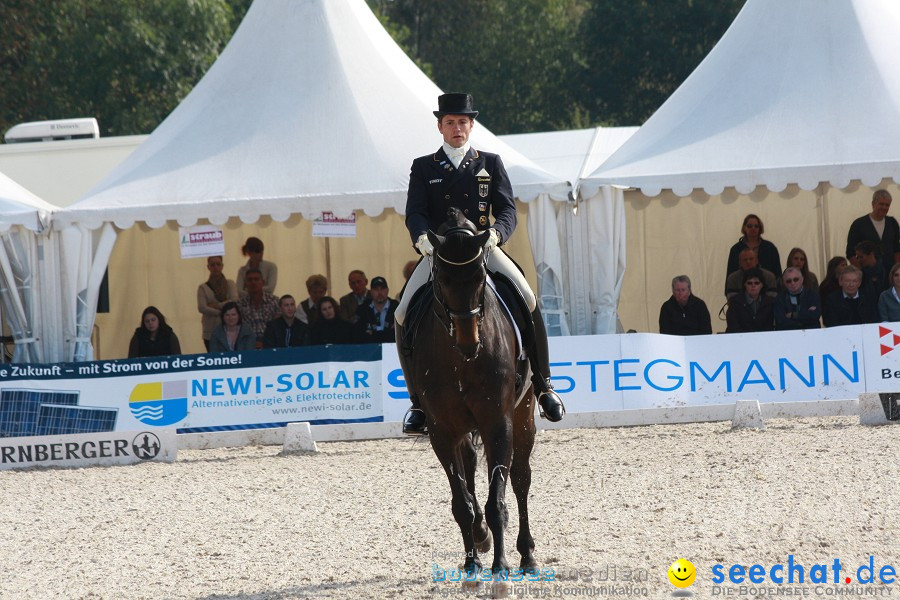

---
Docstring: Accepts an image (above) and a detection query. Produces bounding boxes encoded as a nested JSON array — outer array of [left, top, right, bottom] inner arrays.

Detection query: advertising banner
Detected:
[[311, 211, 357, 238], [1, 324, 897, 439], [382, 326, 871, 413], [0, 345, 382, 437], [178, 225, 226, 258]]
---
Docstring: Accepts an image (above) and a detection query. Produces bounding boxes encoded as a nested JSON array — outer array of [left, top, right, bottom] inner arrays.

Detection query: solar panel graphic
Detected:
[[35, 405, 118, 436], [129, 381, 188, 427], [0, 389, 117, 438]]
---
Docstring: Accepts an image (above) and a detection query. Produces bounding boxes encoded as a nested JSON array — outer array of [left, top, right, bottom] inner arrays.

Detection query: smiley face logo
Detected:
[[667, 559, 696, 588]]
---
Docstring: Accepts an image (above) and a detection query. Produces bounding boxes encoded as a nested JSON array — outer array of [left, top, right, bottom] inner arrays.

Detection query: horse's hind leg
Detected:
[[511, 396, 538, 573], [432, 434, 481, 576], [463, 434, 491, 554]]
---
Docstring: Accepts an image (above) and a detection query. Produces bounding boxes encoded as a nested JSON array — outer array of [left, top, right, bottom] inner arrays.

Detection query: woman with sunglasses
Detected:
[[774, 266, 822, 330], [725, 214, 782, 283], [726, 268, 775, 333]]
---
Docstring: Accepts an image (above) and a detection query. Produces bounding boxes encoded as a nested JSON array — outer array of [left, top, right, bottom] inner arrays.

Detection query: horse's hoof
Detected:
[[460, 579, 483, 595], [520, 558, 539, 575], [491, 575, 511, 599]]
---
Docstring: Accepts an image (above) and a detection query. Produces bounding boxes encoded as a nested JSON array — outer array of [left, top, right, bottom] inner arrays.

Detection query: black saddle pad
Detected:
[[403, 271, 529, 352]]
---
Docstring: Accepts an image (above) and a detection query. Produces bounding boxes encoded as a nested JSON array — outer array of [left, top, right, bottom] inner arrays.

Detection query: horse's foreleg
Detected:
[[463, 434, 491, 554], [433, 435, 481, 576], [511, 399, 537, 574], [482, 423, 513, 578]]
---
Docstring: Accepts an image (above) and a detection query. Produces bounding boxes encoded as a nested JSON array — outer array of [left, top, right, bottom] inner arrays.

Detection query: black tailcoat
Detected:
[[405, 147, 516, 246]]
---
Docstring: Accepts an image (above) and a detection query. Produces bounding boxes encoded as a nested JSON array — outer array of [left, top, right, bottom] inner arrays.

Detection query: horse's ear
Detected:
[[427, 230, 445, 248], [473, 230, 490, 247]]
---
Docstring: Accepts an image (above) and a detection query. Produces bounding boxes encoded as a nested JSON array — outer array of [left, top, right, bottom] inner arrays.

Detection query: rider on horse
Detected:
[[395, 92, 566, 435]]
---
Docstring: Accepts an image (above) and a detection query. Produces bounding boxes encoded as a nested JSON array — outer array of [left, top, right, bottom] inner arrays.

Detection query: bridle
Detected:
[[431, 228, 487, 338]]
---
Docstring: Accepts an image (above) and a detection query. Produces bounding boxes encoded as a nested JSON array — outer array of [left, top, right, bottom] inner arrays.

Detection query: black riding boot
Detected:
[[396, 321, 428, 435], [528, 307, 565, 422], [403, 396, 428, 436]]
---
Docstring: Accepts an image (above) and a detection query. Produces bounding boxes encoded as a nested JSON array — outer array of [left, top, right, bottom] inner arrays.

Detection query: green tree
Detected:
[[0, 0, 234, 137], [368, 0, 587, 134], [577, 0, 744, 126]]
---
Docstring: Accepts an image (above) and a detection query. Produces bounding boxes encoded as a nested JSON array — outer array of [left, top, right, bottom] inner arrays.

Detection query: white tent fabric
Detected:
[[0, 172, 58, 362], [56, 0, 570, 231], [584, 0, 900, 198], [501, 128, 637, 334], [0, 172, 54, 233]]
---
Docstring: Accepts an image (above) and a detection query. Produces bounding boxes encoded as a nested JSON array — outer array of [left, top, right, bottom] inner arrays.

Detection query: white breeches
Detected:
[[395, 248, 536, 326]]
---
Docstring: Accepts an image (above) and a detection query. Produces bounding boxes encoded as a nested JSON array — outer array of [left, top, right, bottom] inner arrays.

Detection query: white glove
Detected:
[[484, 228, 500, 251], [415, 233, 434, 256]]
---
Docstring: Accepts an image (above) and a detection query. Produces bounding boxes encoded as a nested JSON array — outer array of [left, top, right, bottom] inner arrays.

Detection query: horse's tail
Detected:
[[469, 430, 485, 464]]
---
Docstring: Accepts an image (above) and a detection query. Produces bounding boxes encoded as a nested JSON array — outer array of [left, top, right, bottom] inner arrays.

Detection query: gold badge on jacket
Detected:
[[479, 216, 488, 226]]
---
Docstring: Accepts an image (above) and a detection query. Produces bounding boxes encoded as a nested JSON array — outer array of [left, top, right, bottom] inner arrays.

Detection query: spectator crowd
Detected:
[[128, 236, 410, 358], [128, 189, 900, 357], [659, 190, 900, 336]]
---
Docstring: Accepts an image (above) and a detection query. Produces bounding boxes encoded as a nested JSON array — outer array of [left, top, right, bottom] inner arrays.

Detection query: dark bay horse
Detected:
[[398, 208, 538, 591]]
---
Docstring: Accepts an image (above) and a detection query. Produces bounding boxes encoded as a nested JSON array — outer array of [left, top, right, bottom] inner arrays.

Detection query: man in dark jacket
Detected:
[[823, 265, 879, 327], [354, 276, 397, 344], [774, 267, 822, 330], [846, 189, 900, 278], [262, 295, 308, 348], [659, 275, 712, 335]]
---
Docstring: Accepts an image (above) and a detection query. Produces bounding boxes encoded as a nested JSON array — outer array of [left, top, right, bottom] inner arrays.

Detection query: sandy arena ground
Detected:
[[1, 417, 899, 599]]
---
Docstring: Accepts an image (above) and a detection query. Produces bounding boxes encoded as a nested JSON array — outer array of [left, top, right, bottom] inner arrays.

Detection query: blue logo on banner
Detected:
[[129, 381, 188, 426]]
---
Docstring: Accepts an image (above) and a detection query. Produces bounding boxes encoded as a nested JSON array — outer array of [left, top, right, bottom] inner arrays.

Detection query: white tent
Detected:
[[57, 0, 569, 229], [501, 128, 637, 334], [581, 0, 900, 333], [51, 0, 571, 360], [0, 172, 60, 362], [585, 0, 900, 197]]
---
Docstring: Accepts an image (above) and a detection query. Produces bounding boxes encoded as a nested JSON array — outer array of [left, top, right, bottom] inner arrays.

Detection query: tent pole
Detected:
[[324, 237, 332, 295], [817, 183, 831, 276]]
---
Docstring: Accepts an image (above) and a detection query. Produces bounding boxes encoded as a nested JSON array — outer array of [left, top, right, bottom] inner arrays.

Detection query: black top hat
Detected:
[[370, 276, 388, 289], [433, 93, 478, 119]]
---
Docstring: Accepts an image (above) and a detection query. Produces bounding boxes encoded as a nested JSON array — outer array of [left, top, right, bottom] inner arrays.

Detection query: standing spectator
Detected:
[[725, 269, 775, 333], [726, 214, 781, 281], [309, 296, 355, 345], [878, 263, 900, 322], [338, 270, 371, 323], [783, 247, 819, 290], [354, 276, 397, 343], [197, 255, 239, 351], [819, 256, 849, 303], [823, 265, 879, 327], [774, 267, 822, 330], [236, 236, 278, 296], [846, 189, 900, 276], [262, 295, 308, 349], [297, 274, 328, 325], [854, 240, 887, 294], [209, 302, 256, 353], [725, 248, 778, 299], [128, 306, 181, 358], [658, 275, 712, 335], [236, 269, 280, 346]]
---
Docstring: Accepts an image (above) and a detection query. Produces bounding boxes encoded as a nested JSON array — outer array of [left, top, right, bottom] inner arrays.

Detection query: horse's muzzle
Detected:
[[456, 340, 482, 361]]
